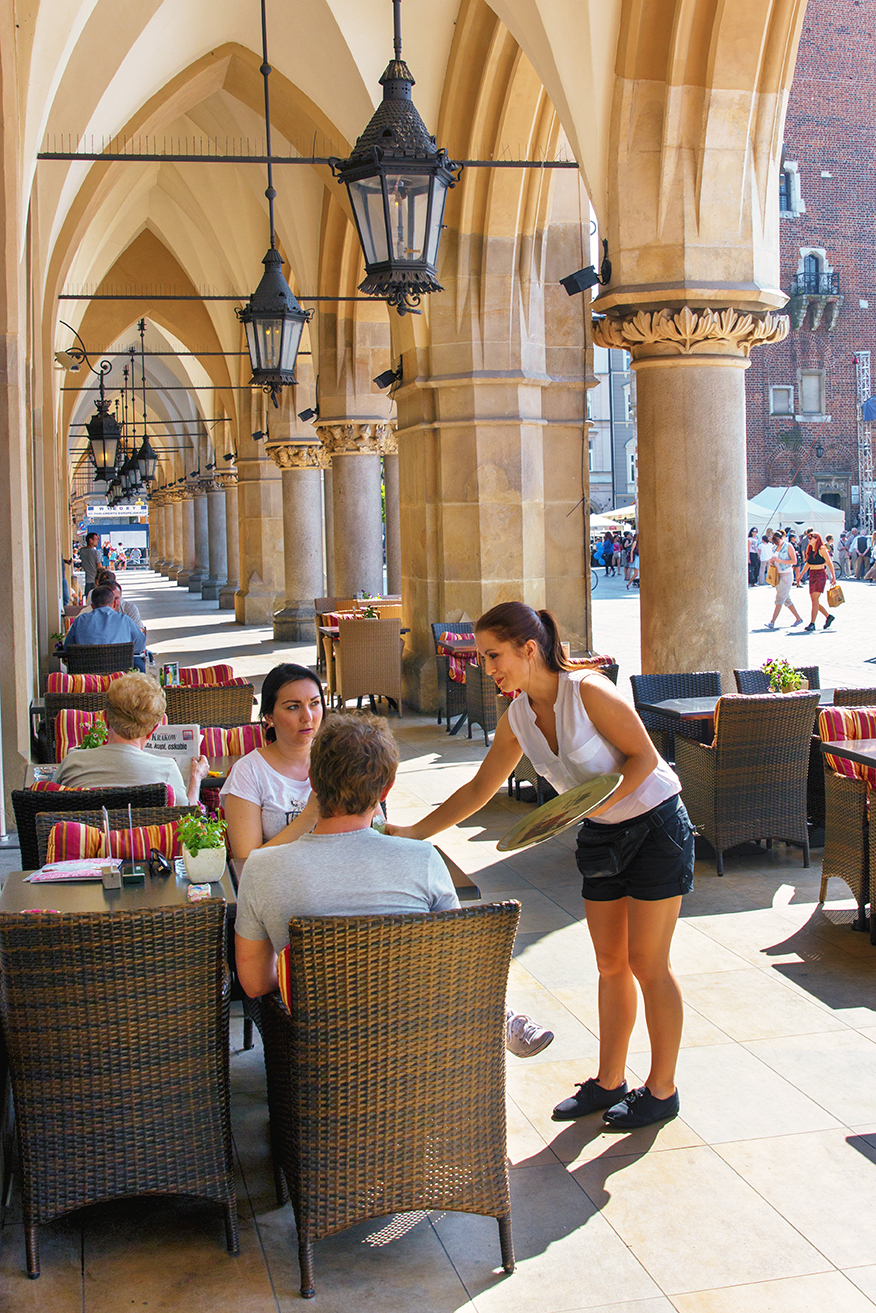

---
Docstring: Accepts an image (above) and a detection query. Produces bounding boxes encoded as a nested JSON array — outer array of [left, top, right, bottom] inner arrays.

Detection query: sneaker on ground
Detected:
[[791, 618, 803, 627], [824, 614, 835, 629], [765, 621, 776, 629], [505, 1010, 554, 1058], [552, 1077, 628, 1121], [603, 1085, 680, 1129], [804, 622, 816, 632]]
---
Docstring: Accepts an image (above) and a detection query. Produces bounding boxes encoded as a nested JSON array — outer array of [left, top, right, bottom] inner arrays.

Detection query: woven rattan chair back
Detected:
[[734, 666, 820, 693], [63, 642, 134, 675], [630, 670, 722, 760], [430, 622, 475, 730], [35, 804, 199, 867], [675, 690, 819, 874], [44, 690, 108, 761], [164, 682, 255, 726], [12, 783, 169, 870], [466, 663, 504, 745], [0, 902, 238, 1277], [335, 617, 403, 714], [833, 688, 876, 706], [261, 902, 520, 1298]]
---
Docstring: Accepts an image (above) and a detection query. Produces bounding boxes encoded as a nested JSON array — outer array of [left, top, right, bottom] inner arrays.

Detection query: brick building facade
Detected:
[[746, 0, 876, 525]]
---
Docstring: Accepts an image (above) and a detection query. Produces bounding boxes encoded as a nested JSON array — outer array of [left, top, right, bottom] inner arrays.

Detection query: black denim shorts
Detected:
[[575, 794, 695, 903]]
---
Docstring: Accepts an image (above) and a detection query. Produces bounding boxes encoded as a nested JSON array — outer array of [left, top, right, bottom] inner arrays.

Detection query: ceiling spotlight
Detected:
[[223, 451, 238, 463], [188, 468, 200, 479], [298, 405, 319, 423], [252, 429, 266, 442], [373, 364, 402, 391], [205, 461, 216, 470], [561, 240, 612, 297]]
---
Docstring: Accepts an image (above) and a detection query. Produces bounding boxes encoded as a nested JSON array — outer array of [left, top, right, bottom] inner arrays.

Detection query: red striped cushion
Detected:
[[45, 672, 125, 693], [46, 820, 181, 863], [29, 781, 90, 792], [819, 707, 876, 789], [179, 664, 235, 687], [277, 944, 292, 1010], [440, 631, 476, 684], [199, 725, 266, 756]]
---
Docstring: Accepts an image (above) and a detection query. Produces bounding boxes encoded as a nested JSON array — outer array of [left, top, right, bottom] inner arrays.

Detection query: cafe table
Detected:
[[0, 858, 237, 914], [819, 738, 876, 770], [437, 635, 478, 658], [637, 688, 836, 723]]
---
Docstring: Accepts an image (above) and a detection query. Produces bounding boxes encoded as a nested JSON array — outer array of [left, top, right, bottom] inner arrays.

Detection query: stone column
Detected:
[[267, 442, 328, 640], [176, 490, 196, 587], [382, 429, 401, 595], [187, 487, 209, 593], [323, 466, 334, 595], [167, 496, 183, 580], [217, 472, 240, 610], [593, 307, 788, 685], [317, 423, 387, 596], [148, 497, 162, 569], [201, 481, 228, 602]]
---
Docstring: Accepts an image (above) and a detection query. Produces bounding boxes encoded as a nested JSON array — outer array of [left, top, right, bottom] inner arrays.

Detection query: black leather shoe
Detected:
[[603, 1085, 679, 1129], [552, 1077, 628, 1121]]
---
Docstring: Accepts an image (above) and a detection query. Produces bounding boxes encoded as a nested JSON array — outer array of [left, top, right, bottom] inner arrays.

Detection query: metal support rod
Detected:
[[38, 150, 579, 168], [260, 0, 277, 248], [139, 318, 148, 446], [58, 293, 376, 302], [393, 0, 402, 60]]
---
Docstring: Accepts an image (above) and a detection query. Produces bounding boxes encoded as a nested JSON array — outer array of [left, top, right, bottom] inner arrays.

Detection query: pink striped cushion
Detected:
[[440, 631, 476, 684], [46, 820, 181, 863], [199, 725, 266, 756], [819, 707, 876, 789], [179, 665, 235, 687], [45, 672, 126, 693], [29, 781, 90, 792]]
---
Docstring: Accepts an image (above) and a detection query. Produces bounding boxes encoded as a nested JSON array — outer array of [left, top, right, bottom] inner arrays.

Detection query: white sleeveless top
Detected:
[[506, 671, 681, 824]]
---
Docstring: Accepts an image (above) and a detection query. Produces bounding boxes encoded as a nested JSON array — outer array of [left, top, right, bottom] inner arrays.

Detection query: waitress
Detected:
[[387, 601, 695, 1130]]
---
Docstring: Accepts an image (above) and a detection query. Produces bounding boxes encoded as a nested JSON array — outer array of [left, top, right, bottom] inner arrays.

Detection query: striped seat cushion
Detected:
[[29, 781, 90, 792], [45, 671, 126, 693], [199, 725, 266, 755], [179, 664, 235, 687], [439, 631, 476, 684], [46, 820, 182, 863], [819, 707, 876, 789], [54, 709, 169, 758]]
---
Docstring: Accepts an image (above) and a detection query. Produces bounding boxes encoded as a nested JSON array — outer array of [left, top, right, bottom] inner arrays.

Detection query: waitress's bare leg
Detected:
[[583, 899, 638, 1090], [627, 895, 683, 1099]]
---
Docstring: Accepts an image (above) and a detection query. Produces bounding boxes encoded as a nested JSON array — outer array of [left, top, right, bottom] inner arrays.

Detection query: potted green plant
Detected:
[[79, 719, 108, 748], [762, 657, 806, 693], [175, 812, 227, 883]]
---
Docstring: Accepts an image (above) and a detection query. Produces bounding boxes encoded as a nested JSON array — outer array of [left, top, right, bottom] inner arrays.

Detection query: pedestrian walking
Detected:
[[798, 528, 836, 631], [764, 530, 803, 629]]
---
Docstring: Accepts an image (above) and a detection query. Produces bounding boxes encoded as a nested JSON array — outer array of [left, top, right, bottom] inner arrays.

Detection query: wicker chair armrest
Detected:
[[674, 738, 715, 833]]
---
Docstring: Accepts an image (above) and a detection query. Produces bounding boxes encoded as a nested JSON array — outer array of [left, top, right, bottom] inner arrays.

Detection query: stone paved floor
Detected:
[[2, 571, 876, 1310]]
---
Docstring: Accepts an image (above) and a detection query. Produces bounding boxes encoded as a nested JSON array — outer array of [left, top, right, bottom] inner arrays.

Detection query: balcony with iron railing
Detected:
[[791, 270, 840, 296]]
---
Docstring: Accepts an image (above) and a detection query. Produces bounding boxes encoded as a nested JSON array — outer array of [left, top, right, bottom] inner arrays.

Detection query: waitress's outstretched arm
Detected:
[[386, 713, 523, 840]]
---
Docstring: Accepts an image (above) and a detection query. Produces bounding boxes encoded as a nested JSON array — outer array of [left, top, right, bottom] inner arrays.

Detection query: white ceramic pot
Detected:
[[182, 844, 226, 883]]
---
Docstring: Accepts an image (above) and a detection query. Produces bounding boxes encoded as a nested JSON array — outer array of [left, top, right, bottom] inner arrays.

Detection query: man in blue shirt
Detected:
[[65, 584, 146, 671]]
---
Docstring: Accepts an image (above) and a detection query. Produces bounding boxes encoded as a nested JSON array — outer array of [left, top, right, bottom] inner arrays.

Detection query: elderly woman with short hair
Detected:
[[53, 672, 207, 804]]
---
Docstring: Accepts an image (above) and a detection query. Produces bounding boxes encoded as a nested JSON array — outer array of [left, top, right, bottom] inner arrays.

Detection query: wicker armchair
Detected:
[[675, 691, 819, 875], [63, 641, 134, 675], [817, 707, 876, 928], [466, 663, 505, 746], [11, 783, 170, 870], [334, 617, 402, 715], [734, 666, 820, 693], [314, 596, 358, 670], [260, 903, 520, 1298], [0, 902, 238, 1277], [164, 682, 255, 727], [834, 688, 876, 706], [630, 670, 722, 762], [44, 690, 108, 761], [431, 622, 475, 732], [35, 804, 199, 867]]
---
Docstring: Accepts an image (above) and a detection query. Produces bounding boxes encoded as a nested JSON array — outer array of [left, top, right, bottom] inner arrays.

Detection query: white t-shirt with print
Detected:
[[220, 749, 312, 842]]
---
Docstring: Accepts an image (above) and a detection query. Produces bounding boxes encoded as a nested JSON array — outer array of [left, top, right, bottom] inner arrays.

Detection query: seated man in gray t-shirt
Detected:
[[234, 712, 553, 1058]]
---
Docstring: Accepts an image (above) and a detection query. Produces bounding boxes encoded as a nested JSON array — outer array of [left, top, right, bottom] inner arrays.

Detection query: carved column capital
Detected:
[[214, 471, 238, 489], [375, 422, 397, 456], [592, 306, 789, 363], [198, 478, 221, 494], [316, 422, 383, 456], [267, 442, 329, 470]]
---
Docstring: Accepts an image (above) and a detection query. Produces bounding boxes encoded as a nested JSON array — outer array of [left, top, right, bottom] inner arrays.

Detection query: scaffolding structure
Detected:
[[855, 351, 875, 533]]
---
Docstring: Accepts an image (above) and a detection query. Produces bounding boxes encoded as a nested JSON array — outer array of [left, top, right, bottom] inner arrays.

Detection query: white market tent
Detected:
[[746, 486, 844, 541]]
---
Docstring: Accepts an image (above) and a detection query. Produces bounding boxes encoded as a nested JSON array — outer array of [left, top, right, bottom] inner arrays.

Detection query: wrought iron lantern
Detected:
[[58, 321, 120, 481], [237, 0, 312, 406], [134, 435, 159, 485], [330, 0, 461, 315]]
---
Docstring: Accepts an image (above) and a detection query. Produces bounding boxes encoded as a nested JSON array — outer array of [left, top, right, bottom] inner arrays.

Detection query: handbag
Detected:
[[827, 583, 845, 608], [766, 561, 780, 587], [575, 815, 650, 885]]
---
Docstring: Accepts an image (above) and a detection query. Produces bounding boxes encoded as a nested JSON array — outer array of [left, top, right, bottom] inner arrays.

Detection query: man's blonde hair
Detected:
[[309, 714, 398, 817], [104, 673, 166, 740]]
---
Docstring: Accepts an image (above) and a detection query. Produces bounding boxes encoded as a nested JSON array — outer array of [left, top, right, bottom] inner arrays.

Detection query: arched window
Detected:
[[802, 253, 821, 293]]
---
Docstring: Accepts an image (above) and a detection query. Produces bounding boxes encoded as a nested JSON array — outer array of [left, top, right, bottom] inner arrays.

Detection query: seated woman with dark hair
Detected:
[[220, 663, 327, 860], [54, 672, 208, 805]]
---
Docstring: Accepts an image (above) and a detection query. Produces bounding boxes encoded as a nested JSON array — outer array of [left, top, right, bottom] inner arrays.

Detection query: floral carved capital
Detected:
[[592, 306, 789, 360], [267, 442, 328, 471], [316, 422, 383, 456], [375, 422, 397, 456], [214, 471, 238, 489]]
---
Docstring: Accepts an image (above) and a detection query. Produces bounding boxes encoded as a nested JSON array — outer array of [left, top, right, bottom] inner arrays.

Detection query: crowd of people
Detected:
[[749, 525, 876, 588], [750, 524, 841, 632], [592, 531, 640, 588]]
